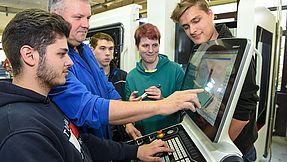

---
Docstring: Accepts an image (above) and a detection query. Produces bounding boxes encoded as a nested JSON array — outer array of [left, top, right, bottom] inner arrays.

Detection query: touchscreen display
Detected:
[[181, 38, 250, 142], [182, 51, 237, 126]]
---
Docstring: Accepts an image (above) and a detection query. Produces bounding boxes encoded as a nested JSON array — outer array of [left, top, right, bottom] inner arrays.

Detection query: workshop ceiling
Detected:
[[0, 0, 235, 34]]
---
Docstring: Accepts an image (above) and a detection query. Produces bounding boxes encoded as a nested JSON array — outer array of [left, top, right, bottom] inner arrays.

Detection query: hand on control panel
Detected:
[[137, 139, 173, 162], [125, 123, 142, 140]]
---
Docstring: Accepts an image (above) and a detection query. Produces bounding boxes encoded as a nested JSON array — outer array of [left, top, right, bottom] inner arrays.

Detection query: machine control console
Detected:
[[127, 125, 206, 162]]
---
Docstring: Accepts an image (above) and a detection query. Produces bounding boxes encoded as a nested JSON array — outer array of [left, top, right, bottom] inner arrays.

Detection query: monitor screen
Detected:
[[181, 38, 251, 142]]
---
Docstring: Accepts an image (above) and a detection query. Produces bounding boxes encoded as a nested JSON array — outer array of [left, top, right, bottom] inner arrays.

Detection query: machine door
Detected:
[[275, 32, 287, 137]]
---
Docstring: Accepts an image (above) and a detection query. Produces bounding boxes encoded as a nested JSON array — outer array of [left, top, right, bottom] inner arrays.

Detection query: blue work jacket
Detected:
[[49, 43, 121, 139]]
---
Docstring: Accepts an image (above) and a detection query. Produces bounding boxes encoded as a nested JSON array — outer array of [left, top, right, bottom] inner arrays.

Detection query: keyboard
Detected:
[[165, 136, 195, 162], [127, 125, 206, 162]]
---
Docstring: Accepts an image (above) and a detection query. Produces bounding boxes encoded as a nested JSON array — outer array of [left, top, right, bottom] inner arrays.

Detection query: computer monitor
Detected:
[[181, 38, 251, 143]]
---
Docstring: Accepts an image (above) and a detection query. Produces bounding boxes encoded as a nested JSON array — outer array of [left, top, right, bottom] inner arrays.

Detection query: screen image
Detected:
[[185, 51, 237, 126], [181, 38, 250, 142]]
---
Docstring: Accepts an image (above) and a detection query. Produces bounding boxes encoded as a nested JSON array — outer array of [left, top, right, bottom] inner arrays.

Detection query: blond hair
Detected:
[[170, 0, 209, 23]]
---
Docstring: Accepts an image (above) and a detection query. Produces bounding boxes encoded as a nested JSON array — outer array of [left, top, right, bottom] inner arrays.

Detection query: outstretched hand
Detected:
[[158, 89, 204, 115], [137, 139, 173, 162]]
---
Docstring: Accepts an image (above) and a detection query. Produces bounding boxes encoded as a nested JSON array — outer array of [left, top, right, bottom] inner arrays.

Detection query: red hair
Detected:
[[134, 23, 161, 47]]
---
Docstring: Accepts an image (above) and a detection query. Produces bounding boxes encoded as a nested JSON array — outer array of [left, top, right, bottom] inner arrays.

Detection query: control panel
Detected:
[[128, 125, 206, 162]]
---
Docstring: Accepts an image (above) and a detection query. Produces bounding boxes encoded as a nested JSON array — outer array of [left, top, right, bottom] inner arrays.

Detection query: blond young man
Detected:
[[171, 1, 259, 161]]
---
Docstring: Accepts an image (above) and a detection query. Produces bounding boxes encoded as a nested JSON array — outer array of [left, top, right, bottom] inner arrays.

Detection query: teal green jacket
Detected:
[[125, 54, 185, 135]]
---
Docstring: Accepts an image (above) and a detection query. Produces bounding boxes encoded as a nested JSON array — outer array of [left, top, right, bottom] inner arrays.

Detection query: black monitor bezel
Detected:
[[181, 38, 250, 142]]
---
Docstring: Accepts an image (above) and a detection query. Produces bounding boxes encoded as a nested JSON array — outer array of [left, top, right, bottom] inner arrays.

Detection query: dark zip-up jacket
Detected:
[[108, 60, 127, 100], [216, 24, 259, 154], [0, 81, 137, 162]]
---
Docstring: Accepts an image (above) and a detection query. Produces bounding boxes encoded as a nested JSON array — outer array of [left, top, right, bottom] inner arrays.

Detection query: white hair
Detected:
[[48, 0, 90, 15], [48, 0, 65, 14]]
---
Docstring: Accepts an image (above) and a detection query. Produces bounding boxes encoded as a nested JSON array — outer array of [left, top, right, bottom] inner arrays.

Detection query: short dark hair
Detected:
[[1, 9, 71, 76], [90, 32, 114, 48], [134, 23, 161, 48]]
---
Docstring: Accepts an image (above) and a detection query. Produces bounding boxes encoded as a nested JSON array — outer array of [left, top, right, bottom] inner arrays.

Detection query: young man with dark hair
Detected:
[[90, 32, 127, 99], [90, 32, 129, 141]]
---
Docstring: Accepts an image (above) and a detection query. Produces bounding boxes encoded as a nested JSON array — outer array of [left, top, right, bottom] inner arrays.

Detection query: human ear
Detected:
[[20, 45, 36, 66], [207, 9, 215, 20]]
